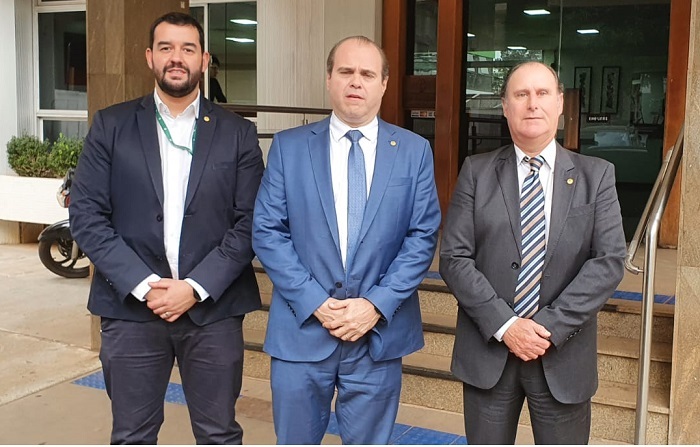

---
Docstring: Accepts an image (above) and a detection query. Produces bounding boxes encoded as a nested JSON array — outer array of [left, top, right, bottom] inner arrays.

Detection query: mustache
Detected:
[[163, 62, 190, 75]]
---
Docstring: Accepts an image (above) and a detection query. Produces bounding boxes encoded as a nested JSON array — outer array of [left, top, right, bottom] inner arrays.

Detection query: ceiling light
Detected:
[[577, 29, 600, 34], [226, 37, 255, 43], [467, 33, 475, 38], [230, 19, 257, 25], [524, 9, 550, 15], [507, 46, 527, 50]]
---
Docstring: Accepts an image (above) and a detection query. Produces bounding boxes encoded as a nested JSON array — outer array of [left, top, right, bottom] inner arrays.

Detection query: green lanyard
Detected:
[[155, 106, 198, 155]]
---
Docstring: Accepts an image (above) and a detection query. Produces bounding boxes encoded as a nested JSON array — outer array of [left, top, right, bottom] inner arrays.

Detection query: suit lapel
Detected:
[[544, 144, 576, 269], [136, 95, 164, 207], [359, 120, 399, 241], [185, 96, 215, 210], [495, 146, 522, 251], [308, 117, 342, 257]]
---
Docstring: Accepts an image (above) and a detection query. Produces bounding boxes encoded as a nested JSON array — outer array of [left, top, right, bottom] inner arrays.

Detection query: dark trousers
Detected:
[[463, 354, 591, 445], [99, 315, 245, 445], [270, 338, 403, 445]]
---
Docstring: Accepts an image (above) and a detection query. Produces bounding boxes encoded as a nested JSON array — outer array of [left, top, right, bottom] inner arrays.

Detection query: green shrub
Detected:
[[6, 135, 53, 177], [6, 133, 83, 178], [48, 134, 83, 176]]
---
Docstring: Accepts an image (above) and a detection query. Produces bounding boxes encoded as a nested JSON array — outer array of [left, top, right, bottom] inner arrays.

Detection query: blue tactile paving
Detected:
[[425, 270, 442, 280], [73, 373, 465, 444], [325, 412, 339, 436], [72, 371, 188, 405], [611, 290, 675, 304], [392, 427, 462, 445]]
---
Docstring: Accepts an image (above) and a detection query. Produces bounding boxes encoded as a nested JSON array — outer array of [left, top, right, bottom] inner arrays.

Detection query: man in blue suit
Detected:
[[252, 36, 441, 444], [69, 12, 263, 444]]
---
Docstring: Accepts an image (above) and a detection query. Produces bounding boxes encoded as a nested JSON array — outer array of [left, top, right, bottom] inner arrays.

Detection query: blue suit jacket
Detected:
[[253, 117, 441, 362], [69, 94, 264, 325]]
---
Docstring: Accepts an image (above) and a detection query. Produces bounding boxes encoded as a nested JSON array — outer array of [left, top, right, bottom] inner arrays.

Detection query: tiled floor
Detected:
[[0, 243, 675, 444]]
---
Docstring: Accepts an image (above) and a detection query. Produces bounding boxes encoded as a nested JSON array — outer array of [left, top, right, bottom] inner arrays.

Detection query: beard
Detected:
[[154, 62, 201, 98]]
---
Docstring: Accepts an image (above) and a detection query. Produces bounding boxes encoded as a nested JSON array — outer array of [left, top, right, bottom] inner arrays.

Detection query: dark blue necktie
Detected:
[[346, 130, 366, 270]]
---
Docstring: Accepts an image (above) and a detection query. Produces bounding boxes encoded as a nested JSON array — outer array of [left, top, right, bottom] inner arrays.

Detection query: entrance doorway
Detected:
[[403, 0, 672, 240]]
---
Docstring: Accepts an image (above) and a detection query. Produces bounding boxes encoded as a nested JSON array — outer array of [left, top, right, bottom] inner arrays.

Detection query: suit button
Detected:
[[156, 214, 163, 222], [511, 262, 519, 269], [335, 282, 343, 288]]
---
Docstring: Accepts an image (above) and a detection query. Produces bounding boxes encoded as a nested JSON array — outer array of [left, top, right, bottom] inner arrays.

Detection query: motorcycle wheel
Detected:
[[38, 237, 90, 279]]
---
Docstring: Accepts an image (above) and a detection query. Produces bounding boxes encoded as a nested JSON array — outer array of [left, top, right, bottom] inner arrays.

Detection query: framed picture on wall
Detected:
[[573, 66, 592, 113], [601, 66, 621, 114]]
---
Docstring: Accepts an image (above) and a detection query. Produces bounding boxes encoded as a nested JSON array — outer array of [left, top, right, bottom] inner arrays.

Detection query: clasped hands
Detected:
[[145, 279, 197, 323], [503, 318, 552, 361], [314, 297, 381, 342]]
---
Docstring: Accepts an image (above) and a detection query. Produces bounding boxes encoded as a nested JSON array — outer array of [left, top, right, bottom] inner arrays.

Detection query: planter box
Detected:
[[0, 175, 68, 225]]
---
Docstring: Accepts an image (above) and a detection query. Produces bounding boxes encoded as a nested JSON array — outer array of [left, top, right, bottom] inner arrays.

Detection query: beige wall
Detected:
[[669, 0, 700, 443], [224, 69, 257, 104], [256, 0, 382, 160]]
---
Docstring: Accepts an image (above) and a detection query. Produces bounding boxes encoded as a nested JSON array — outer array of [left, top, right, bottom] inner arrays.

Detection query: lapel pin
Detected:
[[567, 178, 574, 185], [390, 140, 397, 147], [203, 116, 210, 122]]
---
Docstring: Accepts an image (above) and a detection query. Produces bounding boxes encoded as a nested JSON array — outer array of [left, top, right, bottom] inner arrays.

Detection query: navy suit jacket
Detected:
[[252, 117, 441, 362], [440, 144, 626, 404], [69, 94, 263, 326]]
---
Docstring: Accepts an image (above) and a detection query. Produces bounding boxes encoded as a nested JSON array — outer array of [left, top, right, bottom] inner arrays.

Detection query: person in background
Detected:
[[209, 54, 228, 103], [440, 61, 626, 444], [69, 12, 263, 444]]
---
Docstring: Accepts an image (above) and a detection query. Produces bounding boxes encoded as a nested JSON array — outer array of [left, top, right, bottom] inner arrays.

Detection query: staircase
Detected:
[[243, 268, 673, 444]]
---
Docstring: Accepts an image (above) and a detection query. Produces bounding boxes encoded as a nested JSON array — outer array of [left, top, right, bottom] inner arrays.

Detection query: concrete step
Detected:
[[241, 339, 667, 445], [402, 351, 669, 445], [255, 272, 675, 345], [244, 304, 672, 389]]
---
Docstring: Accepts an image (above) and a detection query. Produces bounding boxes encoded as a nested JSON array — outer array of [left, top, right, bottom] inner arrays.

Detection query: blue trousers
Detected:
[[99, 315, 245, 445], [270, 338, 402, 444]]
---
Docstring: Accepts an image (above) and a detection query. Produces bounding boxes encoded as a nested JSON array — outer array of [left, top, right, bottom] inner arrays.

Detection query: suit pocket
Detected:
[[388, 177, 412, 187], [568, 203, 595, 217], [212, 161, 235, 170]]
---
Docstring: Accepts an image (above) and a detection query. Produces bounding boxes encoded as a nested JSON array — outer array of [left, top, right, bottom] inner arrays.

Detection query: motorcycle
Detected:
[[37, 169, 90, 278]]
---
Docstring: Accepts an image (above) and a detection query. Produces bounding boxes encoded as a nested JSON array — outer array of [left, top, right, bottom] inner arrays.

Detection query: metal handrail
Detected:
[[220, 103, 332, 116], [624, 125, 684, 444], [219, 104, 332, 138]]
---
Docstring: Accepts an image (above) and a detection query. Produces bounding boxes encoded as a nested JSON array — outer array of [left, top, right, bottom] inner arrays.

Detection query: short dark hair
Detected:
[[149, 12, 204, 51], [500, 61, 564, 98], [326, 36, 389, 80]]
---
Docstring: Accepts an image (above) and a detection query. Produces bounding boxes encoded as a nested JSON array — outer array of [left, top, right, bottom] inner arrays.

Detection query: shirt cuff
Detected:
[[131, 274, 162, 301], [185, 278, 210, 301], [494, 316, 519, 342]]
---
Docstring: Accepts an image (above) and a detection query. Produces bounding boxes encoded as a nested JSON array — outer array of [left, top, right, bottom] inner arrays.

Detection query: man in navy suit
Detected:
[[69, 12, 263, 444], [252, 36, 441, 444]]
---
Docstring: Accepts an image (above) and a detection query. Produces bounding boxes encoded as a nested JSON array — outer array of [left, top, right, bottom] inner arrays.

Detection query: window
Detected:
[[35, 1, 87, 142], [192, 1, 258, 104]]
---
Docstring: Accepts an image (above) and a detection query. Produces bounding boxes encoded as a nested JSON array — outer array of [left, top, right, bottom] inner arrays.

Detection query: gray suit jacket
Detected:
[[439, 143, 626, 404]]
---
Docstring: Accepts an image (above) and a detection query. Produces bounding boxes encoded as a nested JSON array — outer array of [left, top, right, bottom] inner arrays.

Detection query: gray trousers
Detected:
[[99, 315, 244, 445], [463, 353, 591, 445]]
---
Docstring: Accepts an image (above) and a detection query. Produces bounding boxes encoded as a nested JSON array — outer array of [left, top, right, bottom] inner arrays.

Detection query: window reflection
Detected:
[[38, 12, 87, 111]]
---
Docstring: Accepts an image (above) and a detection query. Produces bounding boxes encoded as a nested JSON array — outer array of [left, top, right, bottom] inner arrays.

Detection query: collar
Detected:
[[329, 112, 379, 143], [514, 139, 557, 168], [153, 89, 200, 119]]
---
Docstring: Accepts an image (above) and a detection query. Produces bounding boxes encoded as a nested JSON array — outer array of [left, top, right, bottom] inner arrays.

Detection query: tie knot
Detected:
[[346, 129, 363, 144], [526, 156, 544, 172]]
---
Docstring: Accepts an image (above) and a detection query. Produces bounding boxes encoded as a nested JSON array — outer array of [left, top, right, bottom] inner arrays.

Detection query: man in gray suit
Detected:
[[440, 61, 626, 444]]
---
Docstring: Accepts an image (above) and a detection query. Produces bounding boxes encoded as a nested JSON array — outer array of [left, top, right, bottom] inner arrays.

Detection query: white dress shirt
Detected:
[[130, 90, 209, 302], [494, 139, 557, 341], [329, 113, 378, 269]]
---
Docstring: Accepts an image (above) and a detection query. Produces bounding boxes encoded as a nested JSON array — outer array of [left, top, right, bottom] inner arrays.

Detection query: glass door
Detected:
[[463, 0, 671, 239]]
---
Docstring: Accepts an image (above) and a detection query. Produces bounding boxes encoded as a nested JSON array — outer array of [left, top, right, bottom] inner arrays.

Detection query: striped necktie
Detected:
[[514, 156, 546, 319], [346, 130, 366, 271]]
